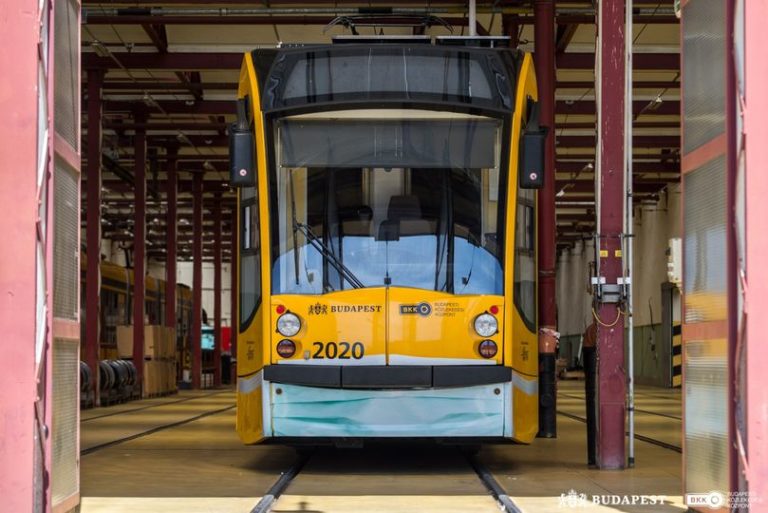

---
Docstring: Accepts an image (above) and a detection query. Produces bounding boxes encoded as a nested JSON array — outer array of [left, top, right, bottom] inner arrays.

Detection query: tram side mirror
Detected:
[[229, 97, 256, 187], [519, 99, 548, 190]]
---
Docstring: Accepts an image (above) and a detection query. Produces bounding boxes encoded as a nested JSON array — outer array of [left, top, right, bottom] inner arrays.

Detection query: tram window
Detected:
[[240, 191, 262, 328], [271, 111, 506, 295], [272, 167, 503, 295], [276, 49, 507, 109], [514, 188, 536, 330]]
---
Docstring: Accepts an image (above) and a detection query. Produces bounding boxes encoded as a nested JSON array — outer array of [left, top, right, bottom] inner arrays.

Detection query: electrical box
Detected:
[[229, 125, 256, 187], [519, 130, 546, 189], [667, 237, 682, 285]]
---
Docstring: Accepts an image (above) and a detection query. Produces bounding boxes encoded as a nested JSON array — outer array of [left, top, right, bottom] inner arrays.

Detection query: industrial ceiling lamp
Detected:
[[90, 40, 111, 58], [176, 132, 193, 146]]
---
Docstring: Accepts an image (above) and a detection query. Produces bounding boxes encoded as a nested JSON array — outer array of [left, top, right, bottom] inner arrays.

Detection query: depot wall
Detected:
[[556, 184, 681, 385]]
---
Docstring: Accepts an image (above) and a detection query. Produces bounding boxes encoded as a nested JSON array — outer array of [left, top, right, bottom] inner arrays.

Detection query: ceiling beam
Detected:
[[82, 52, 680, 71], [94, 157, 680, 175], [83, 11, 678, 26], [98, 98, 680, 116], [557, 99, 680, 116], [103, 99, 233, 114], [556, 161, 679, 173], [98, 78, 680, 94], [100, 81, 236, 91], [557, 135, 679, 148], [555, 121, 680, 130], [555, 180, 676, 194], [101, 121, 228, 131], [82, 14, 471, 27], [101, 179, 231, 193], [557, 80, 680, 89], [96, 132, 681, 150], [555, 23, 579, 54], [141, 23, 168, 53]]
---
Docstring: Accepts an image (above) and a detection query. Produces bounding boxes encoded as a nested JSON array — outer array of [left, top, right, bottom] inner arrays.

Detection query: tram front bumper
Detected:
[[254, 365, 517, 438], [271, 382, 511, 438]]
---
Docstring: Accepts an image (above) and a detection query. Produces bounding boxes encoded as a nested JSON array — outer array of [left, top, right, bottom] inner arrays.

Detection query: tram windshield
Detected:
[[270, 110, 505, 295]]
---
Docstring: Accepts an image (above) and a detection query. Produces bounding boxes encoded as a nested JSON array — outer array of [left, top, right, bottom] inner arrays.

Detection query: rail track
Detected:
[[81, 390, 228, 422], [559, 392, 683, 421], [81, 404, 236, 456], [250, 447, 526, 513], [556, 409, 682, 453]]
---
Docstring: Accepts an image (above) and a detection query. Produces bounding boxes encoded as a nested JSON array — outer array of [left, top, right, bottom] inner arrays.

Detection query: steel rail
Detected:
[[557, 410, 682, 453], [81, 390, 227, 422], [467, 454, 525, 513], [80, 403, 235, 456], [250, 452, 313, 513], [558, 392, 682, 421]]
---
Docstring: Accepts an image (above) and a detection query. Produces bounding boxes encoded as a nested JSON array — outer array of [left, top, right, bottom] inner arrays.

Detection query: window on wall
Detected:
[[514, 187, 536, 331], [240, 186, 261, 330]]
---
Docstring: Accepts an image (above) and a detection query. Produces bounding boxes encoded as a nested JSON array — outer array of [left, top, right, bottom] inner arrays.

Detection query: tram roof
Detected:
[[251, 41, 520, 113]]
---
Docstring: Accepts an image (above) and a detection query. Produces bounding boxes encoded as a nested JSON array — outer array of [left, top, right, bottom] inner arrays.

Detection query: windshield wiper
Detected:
[[293, 221, 365, 289], [289, 172, 300, 285]]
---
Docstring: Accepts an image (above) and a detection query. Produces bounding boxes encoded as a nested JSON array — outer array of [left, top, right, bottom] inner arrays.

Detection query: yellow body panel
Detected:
[[386, 289, 503, 365], [271, 290, 387, 365], [505, 54, 540, 443], [235, 52, 271, 443]]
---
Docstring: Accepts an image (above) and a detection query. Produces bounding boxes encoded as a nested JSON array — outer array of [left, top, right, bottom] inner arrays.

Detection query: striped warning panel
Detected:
[[672, 323, 682, 387]]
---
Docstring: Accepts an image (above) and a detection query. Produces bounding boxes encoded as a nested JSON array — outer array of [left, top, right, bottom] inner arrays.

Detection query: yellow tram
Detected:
[[230, 37, 545, 444]]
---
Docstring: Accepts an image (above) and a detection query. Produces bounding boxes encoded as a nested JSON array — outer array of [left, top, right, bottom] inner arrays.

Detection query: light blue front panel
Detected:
[[270, 383, 508, 437]]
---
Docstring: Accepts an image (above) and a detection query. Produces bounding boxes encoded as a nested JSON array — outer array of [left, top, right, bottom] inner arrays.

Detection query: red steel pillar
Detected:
[[0, 2, 40, 507], [191, 172, 203, 388], [230, 210, 238, 384], [534, 0, 558, 438], [165, 146, 178, 330], [133, 114, 147, 392], [86, 69, 104, 405], [596, 0, 626, 469], [213, 192, 222, 387], [743, 0, 768, 504]]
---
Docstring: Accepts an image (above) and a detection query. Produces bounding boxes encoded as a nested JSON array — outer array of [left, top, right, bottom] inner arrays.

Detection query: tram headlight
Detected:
[[277, 312, 301, 337], [478, 340, 498, 359], [276, 339, 297, 358], [473, 313, 498, 337]]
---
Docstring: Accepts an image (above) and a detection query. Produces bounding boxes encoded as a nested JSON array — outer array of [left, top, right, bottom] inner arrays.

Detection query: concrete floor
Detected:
[[80, 383, 685, 513], [484, 380, 684, 513]]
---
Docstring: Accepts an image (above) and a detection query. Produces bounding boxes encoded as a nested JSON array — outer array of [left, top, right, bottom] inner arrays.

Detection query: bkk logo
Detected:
[[399, 302, 432, 316]]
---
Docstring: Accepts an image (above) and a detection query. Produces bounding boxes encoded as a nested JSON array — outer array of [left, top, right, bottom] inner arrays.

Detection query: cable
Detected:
[[591, 305, 624, 328]]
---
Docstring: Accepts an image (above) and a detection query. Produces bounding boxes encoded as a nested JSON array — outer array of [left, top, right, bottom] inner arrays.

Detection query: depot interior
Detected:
[[6, 0, 759, 512]]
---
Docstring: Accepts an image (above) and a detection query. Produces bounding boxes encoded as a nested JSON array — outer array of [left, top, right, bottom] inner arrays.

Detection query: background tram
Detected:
[[230, 37, 546, 444], [80, 256, 193, 369]]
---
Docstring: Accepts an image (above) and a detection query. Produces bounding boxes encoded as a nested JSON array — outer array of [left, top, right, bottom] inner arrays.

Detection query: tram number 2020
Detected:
[[312, 341, 365, 360]]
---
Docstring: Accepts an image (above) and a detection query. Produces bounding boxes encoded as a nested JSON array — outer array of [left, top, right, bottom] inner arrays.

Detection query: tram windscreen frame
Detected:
[[269, 110, 506, 296]]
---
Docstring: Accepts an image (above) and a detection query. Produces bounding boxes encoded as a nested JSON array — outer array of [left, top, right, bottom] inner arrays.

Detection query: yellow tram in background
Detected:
[[80, 256, 193, 363], [230, 36, 545, 444]]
